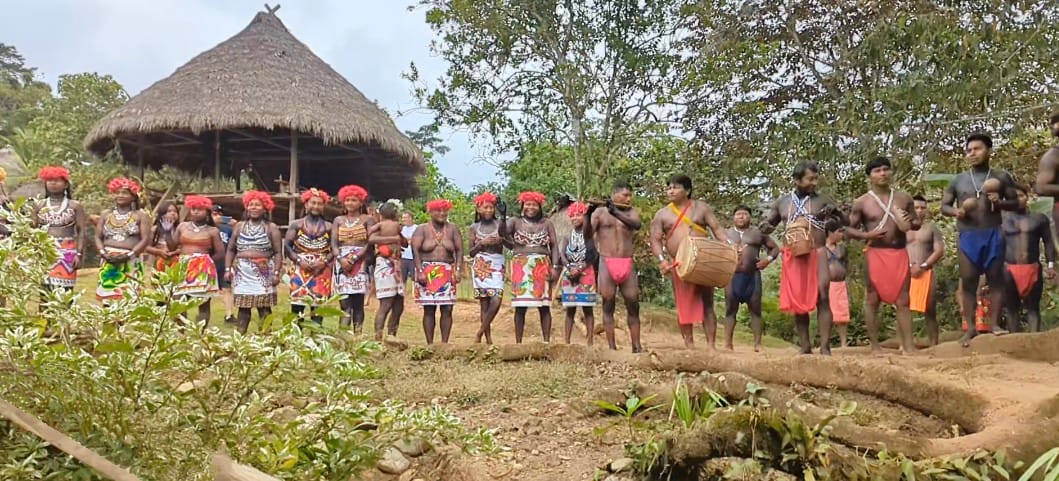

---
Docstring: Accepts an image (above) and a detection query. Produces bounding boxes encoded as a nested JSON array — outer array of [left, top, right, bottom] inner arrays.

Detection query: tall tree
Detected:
[[408, 0, 690, 197], [680, 0, 1059, 201], [0, 43, 51, 137]]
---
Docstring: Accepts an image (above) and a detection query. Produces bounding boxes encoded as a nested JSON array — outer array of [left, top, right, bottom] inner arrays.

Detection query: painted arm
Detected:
[[1035, 149, 1059, 197], [225, 222, 240, 273], [759, 199, 781, 235], [330, 218, 342, 259], [1042, 215, 1057, 264], [467, 224, 483, 256], [502, 218, 516, 249], [649, 210, 665, 260], [940, 181, 960, 218], [925, 225, 945, 268], [74, 203, 86, 257], [452, 224, 464, 275], [704, 204, 729, 244], [211, 228, 225, 258], [94, 210, 107, 253], [994, 173, 1021, 211], [284, 221, 300, 264], [269, 224, 284, 277], [843, 199, 867, 240], [904, 195, 921, 231], [410, 227, 424, 279], [764, 233, 780, 260], [608, 204, 642, 230], [547, 220, 560, 267]]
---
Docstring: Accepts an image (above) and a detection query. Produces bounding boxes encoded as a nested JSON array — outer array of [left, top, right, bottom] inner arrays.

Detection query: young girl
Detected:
[[147, 202, 181, 275], [824, 220, 851, 347], [559, 202, 597, 345], [368, 202, 407, 340], [468, 192, 506, 344]]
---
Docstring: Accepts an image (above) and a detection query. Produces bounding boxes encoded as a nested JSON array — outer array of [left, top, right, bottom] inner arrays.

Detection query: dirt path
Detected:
[[354, 297, 1059, 480]]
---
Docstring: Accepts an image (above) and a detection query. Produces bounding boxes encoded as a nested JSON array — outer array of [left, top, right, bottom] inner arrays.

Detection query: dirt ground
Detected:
[[350, 295, 1059, 481]]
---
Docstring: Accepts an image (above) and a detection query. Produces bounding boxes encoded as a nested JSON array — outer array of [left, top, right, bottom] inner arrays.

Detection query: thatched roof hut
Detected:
[[84, 7, 425, 219]]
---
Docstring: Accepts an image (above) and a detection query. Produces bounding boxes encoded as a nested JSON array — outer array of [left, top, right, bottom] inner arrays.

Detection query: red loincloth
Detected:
[[779, 247, 818, 314], [1007, 263, 1039, 299], [866, 247, 909, 305], [671, 272, 704, 325], [604, 257, 634, 285], [829, 281, 850, 324]]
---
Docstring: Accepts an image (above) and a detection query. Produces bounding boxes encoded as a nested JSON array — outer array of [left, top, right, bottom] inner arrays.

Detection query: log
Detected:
[[212, 453, 282, 481], [0, 398, 142, 481]]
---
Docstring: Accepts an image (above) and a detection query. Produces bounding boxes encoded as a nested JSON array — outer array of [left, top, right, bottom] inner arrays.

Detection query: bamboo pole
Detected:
[[288, 131, 299, 227], [0, 398, 142, 481]]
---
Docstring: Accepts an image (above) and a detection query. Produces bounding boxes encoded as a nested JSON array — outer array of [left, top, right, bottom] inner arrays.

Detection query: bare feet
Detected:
[[753, 343, 761, 353], [819, 346, 831, 356], [960, 331, 976, 347], [798, 345, 813, 355], [725, 343, 735, 351]]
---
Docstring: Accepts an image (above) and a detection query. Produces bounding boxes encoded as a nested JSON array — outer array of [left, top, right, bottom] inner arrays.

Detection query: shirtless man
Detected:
[[941, 132, 1019, 346], [33, 166, 86, 293], [846, 157, 920, 354], [1001, 184, 1056, 332], [650, 174, 731, 349], [761, 162, 847, 355], [506, 191, 560, 343], [907, 195, 945, 345], [1034, 112, 1059, 239], [724, 205, 779, 352], [411, 199, 463, 344], [592, 180, 644, 352], [824, 221, 851, 347]]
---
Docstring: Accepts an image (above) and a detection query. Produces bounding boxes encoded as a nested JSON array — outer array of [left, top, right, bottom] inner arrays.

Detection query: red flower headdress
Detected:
[[242, 190, 275, 211], [300, 187, 331, 204], [38, 166, 70, 182], [183, 195, 213, 210], [425, 199, 454, 212], [517, 191, 546, 206], [107, 177, 141, 195], [567, 201, 588, 218], [338, 184, 369, 202], [473, 192, 497, 207]]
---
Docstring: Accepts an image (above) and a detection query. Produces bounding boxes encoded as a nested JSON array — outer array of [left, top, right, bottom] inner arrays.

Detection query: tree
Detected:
[[404, 122, 474, 224], [680, 0, 1059, 202], [407, 0, 691, 197], [0, 43, 51, 137]]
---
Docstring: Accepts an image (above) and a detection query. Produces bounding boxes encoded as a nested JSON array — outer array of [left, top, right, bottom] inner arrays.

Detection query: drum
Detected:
[[784, 217, 815, 256], [674, 236, 738, 288]]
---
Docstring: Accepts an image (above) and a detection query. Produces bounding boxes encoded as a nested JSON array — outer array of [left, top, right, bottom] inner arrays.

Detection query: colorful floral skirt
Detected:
[[232, 257, 277, 308], [96, 248, 143, 301], [560, 263, 597, 307], [511, 254, 551, 307], [45, 237, 78, 288], [174, 252, 219, 298], [415, 261, 456, 306], [333, 245, 369, 296], [289, 253, 332, 306], [471, 252, 505, 298], [374, 256, 405, 299]]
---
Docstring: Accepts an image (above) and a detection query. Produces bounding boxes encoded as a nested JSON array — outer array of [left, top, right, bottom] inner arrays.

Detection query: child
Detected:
[[824, 219, 851, 347], [367, 202, 407, 340], [559, 202, 598, 345]]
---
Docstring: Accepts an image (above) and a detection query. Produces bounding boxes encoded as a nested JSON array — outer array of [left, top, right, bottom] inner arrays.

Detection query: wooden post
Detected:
[[214, 131, 222, 181], [0, 398, 143, 481], [137, 149, 145, 180], [288, 131, 299, 227]]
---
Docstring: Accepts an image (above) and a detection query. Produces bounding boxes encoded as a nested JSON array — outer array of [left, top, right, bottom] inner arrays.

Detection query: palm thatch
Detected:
[[84, 9, 425, 199]]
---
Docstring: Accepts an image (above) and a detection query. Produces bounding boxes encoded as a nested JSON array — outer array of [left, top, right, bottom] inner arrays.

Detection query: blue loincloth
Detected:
[[729, 270, 760, 304], [958, 228, 1003, 272]]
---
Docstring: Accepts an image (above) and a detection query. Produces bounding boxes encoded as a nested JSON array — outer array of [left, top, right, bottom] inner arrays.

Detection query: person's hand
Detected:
[[986, 192, 1001, 205], [272, 273, 282, 287], [910, 264, 924, 277], [416, 272, 427, 286], [567, 267, 582, 281], [225, 271, 234, 282], [73, 253, 82, 269], [298, 260, 311, 271], [606, 199, 617, 215], [453, 267, 461, 285], [759, 222, 775, 235], [756, 257, 771, 270], [496, 199, 508, 217], [484, 236, 500, 246], [659, 258, 673, 275], [865, 229, 887, 240], [339, 258, 352, 273], [168, 250, 180, 258], [1047, 267, 1057, 280], [549, 267, 560, 283]]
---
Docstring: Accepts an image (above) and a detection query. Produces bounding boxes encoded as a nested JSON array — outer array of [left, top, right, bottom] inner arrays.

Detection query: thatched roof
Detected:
[[84, 9, 425, 199]]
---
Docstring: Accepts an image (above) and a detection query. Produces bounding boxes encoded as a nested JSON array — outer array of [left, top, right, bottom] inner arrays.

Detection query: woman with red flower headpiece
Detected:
[[32, 166, 86, 293], [95, 177, 151, 302], [411, 198, 463, 344], [505, 191, 559, 343], [173, 195, 225, 324], [284, 188, 334, 323], [559, 201, 598, 346], [468, 192, 507, 344], [331, 184, 374, 333], [225, 191, 283, 334]]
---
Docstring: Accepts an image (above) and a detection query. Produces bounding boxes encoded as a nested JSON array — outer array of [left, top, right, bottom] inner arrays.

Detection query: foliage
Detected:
[[669, 377, 726, 429], [0, 210, 494, 480], [1018, 447, 1059, 481], [403, 122, 474, 225], [595, 393, 662, 438], [0, 43, 52, 138], [680, 0, 1059, 206], [408, 0, 691, 197]]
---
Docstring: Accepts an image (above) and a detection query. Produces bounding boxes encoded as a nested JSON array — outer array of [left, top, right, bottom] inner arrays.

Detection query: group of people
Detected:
[[7, 119, 1059, 354]]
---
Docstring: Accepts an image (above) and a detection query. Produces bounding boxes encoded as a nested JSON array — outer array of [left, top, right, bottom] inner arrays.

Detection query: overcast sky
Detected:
[[3, 0, 499, 191]]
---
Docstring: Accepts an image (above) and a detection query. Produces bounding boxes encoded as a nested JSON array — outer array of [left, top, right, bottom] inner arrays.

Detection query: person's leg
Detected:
[[514, 306, 527, 343], [564, 307, 576, 344], [256, 307, 272, 332], [620, 273, 642, 353], [339, 297, 353, 328], [482, 295, 501, 344], [701, 287, 717, 350], [597, 261, 618, 350], [539, 306, 552, 343], [957, 251, 981, 347], [749, 271, 763, 352], [375, 297, 395, 340], [236, 307, 252, 334], [984, 256, 1009, 335], [723, 285, 739, 351], [815, 254, 833, 356], [925, 273, 939, 346], [582, 306, 595, 346], [795, 313, 811, 354], [440, 305, 454, 343], [1002, 267, 1022, 333], [895, 271, 917, 354], [836, 324, 848, 348], [422, 305, 437, 344], [198, 298, 212, 325], [387, 295, 404, 336], [1026, 266, 1044, 332], [349, 293, 366, 334]]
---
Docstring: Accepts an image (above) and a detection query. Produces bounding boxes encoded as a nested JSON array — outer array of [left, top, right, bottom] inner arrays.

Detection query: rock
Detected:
[[397, 469, 418, 481], [531, 449, 541, 456], [608, 457, 635, 473], [377, 447, 411, 475], [394, 438, 429, 457]]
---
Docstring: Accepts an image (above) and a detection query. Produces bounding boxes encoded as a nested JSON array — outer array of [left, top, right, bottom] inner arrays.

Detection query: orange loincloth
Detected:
[[909, 268, 932, 313], [829, 281, 850, 324]]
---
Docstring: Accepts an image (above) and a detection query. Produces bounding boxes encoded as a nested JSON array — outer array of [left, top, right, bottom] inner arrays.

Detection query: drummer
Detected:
[[591, 180, 644, 352], [723, 205, 779, 352], [649, 174, 731, 349], [760, 162, 847, 355]]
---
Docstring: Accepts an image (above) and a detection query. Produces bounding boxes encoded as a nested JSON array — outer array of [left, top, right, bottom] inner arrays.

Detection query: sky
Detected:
[[2, 0, 499, 191]]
